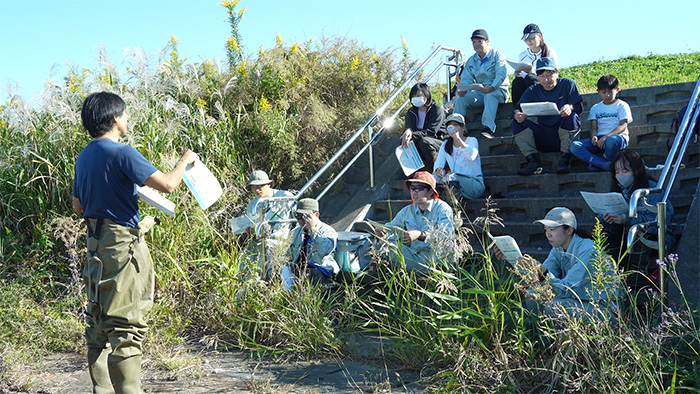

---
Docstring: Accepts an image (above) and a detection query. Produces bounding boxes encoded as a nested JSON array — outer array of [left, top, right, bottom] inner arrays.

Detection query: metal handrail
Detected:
[[294, 45, 463, 201], [627, 76, 699, 298], [628, 76, 699, 219]]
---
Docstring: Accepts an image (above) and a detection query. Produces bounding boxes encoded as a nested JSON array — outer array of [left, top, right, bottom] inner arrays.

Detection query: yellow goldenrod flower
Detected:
[[275, 32, 284, 45], [401, 35, 408, 49], [239, 6, 246, 16], [258, 97, 271, 112], [196, 98, 208, 109], [290, 43, 298, 54], [350, 55, 360, 70], [372, 53, 379, 63], [226, 36, 240, 52], [237, 62, 248, 77]]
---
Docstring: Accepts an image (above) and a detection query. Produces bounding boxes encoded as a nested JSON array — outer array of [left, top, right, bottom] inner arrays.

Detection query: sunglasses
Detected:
[[410, 186, 429, 192]]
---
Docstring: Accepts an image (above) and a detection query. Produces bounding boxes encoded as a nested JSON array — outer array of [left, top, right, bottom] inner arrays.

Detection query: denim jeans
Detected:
[[570, 135, 627, 171]]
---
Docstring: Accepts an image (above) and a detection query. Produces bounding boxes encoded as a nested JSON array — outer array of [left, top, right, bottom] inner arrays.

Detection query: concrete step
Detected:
[[455, 81, 696, 139], [386, 167, 699, 201], [479, 145, 700, 175], [374, 194, 694, 225]]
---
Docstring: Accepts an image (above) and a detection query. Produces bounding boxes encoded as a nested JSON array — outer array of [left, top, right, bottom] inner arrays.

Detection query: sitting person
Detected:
[[283, 198, 339, 289], [400, 82, 446, 173], [571, 74, 632, 172], [454, 29, 509, 139], [511, 23, 558, 105], [512, 57, 583, 175], [602, 150, 675, 287], [376, 171, 455, 272], [243, 170, 296, 280], [495, 207, 619, 318], [433, 113, 485, 200]]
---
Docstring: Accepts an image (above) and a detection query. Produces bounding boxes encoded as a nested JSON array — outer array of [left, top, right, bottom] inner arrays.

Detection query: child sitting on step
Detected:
[[570, 74, 632, 171]]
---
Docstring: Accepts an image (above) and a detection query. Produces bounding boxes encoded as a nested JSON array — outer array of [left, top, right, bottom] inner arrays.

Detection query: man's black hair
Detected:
[[597, 74, 619, 91], [81, 92, 126, 138]]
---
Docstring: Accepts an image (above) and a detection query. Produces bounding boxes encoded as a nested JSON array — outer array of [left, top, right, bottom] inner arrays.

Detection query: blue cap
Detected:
[[536, 57, 558, 72]]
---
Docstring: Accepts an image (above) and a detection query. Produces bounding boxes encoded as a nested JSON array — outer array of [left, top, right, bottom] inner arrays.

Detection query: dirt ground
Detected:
[[2, 336, 429, 394]]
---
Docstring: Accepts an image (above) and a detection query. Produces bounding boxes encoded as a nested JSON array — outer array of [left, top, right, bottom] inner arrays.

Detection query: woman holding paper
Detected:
[[602, 150, 675, 275], [494, 207, 619, 319], [433, 113, 485, 199], [401, 83, 446, 173], [511, 23, 558, 104]]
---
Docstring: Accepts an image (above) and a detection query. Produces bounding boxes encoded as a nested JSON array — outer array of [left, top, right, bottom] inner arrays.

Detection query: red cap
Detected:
[[404, 171, 439, 199]]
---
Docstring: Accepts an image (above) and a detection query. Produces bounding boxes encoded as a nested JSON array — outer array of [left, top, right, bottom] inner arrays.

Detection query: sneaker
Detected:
[[480, 127, 495, 139]]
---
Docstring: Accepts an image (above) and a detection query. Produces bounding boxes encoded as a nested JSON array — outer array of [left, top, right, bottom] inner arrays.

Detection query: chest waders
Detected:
[[84, 216, 157, 394]]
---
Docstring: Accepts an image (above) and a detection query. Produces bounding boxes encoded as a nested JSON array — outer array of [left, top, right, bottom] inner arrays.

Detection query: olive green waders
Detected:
[[84, 217, 157, 394]]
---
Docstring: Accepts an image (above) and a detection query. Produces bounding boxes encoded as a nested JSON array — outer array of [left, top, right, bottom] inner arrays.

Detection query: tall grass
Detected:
[[1, 10, 699, 391]]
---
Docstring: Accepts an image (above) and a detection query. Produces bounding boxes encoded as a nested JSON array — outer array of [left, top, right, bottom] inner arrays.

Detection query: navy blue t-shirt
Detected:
[[73, 138, 158, 228], [517, 78, 583, 128]]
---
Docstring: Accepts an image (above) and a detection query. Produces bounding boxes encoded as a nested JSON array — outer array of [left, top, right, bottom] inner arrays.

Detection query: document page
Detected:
[[229, 215, 255, 235], [456, 82, 484, 91], [580, 191, 629, 215], [136, 186, 175, 216], [507, 60, 532, 73], [520, 102, 560, 116], [395, 141, 425, 176], [183, 161, 223, 210], [488, 233, 522, 266]]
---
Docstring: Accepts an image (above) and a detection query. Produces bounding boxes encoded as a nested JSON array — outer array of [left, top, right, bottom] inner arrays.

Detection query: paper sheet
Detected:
[[489, 233, 522, 266], [183, 161, 223, 210], [395, 141, 424, 176], [520, 102, 560, 116], [580, 191, 629, 216], [229, 215, 255, 235], [456, 82, 484, 92], [362, 219, 407, 240], [136, 186, 175, 216], [507, 60, 533, 73]]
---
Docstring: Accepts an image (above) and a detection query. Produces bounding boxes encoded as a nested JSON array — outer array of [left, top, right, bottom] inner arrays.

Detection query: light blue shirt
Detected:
[[543, 234, 617, 301], [388, 198, 455, 254], [246, 189, 296, 240], [287, 220, 339, 276], [460, 48, 509, 92]]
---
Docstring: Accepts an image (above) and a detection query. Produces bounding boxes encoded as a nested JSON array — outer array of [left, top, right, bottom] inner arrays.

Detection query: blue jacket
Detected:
[[543, 234, 618, 301]]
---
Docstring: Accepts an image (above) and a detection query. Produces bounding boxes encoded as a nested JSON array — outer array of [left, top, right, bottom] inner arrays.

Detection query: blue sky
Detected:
[[1, 0, 699, 104]]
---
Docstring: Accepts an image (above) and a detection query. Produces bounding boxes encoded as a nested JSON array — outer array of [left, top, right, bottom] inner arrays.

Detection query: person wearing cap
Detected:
[[512, 57, 583, 175], [433, 113, 485, 200], [454, 29, 509, 139], [400, 82, 447, 173], [243, 170, 296, 280], [284, 198, 339, 287], [494, 207, 619, 318], [378, 171, 455, 272], [511, 23, 559, 105]]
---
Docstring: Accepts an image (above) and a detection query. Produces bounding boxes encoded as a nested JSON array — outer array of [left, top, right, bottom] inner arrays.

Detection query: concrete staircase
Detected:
[[319, 81, 699, 263]]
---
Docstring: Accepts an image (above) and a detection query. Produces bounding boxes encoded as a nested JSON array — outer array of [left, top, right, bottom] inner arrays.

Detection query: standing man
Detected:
[[244, 170, 296, 280], [512, 57, 583, 175], [454, 29, 510, 139], [73, 92, 198, 393]]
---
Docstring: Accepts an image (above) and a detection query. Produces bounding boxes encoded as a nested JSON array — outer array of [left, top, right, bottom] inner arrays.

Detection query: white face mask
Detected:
[[411, 96, 426, 107], [446, 125, 457, 134], [616, 173, 635, 189]]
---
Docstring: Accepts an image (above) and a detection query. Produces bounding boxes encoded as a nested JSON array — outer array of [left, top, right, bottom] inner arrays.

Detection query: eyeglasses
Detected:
[[410, 186, 429, 192]]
